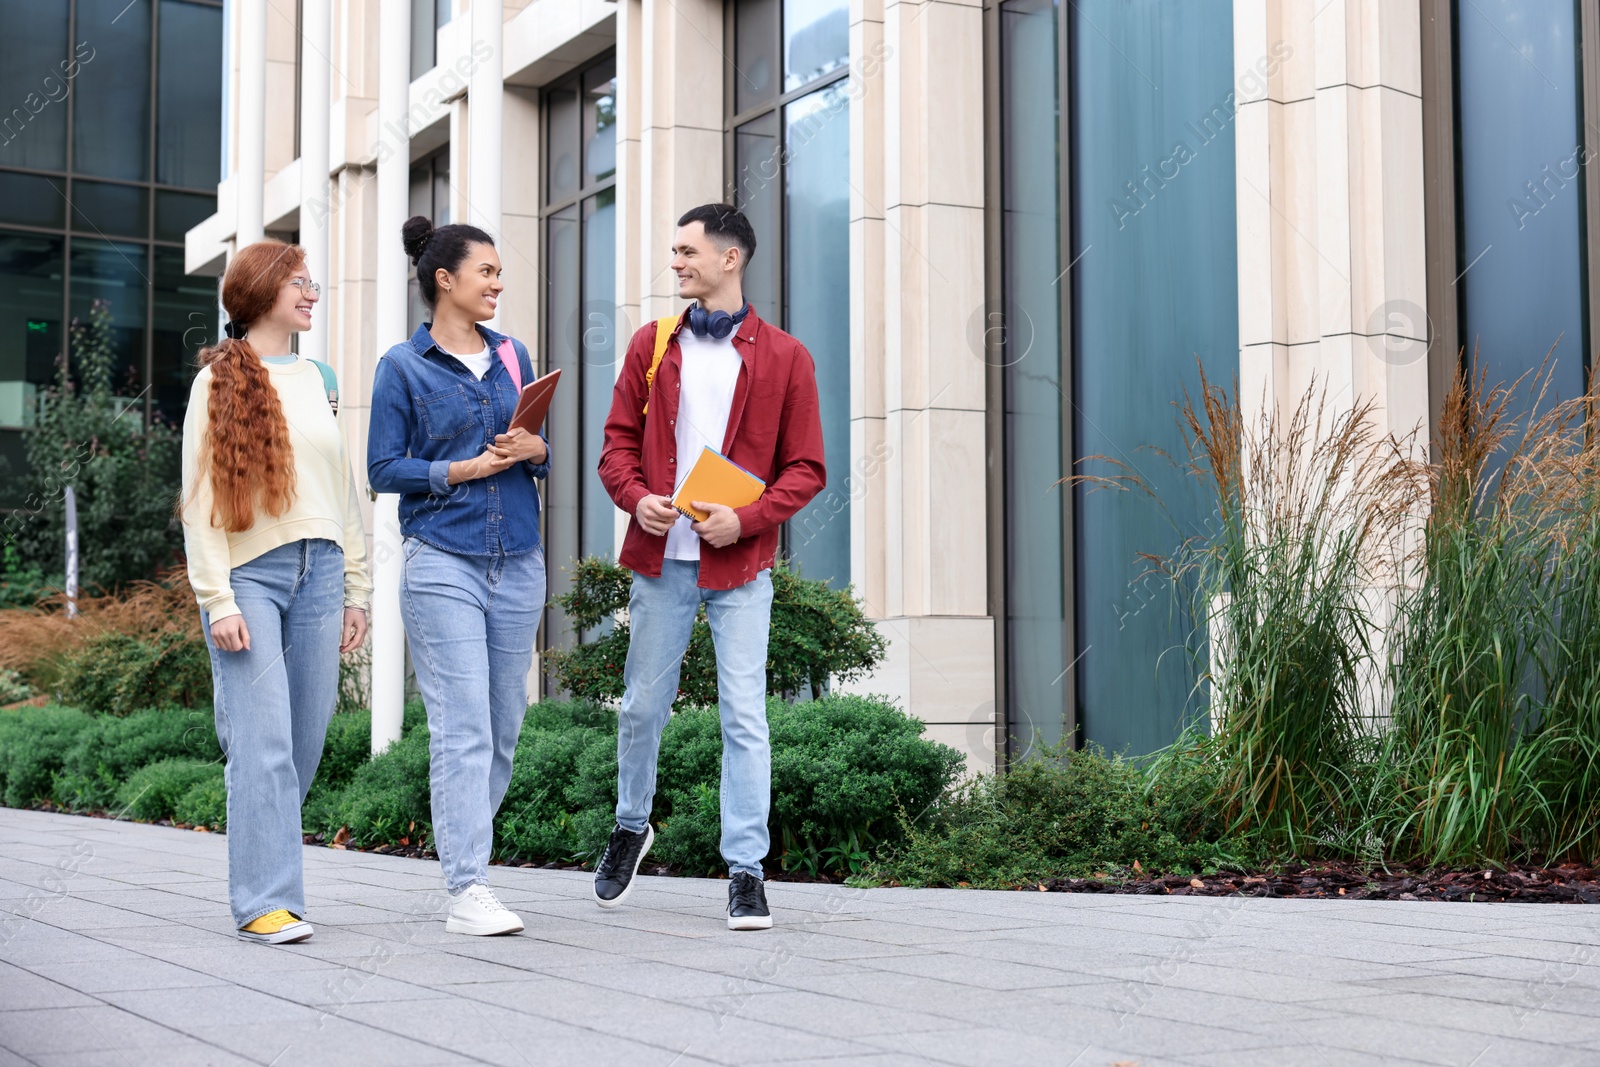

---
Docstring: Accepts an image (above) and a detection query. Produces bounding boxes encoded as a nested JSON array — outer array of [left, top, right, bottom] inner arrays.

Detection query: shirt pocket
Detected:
[[416, 385, 476, 440]]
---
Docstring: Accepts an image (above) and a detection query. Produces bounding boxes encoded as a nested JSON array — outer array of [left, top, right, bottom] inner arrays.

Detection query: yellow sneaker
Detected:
[[238, 909, 314, 944]]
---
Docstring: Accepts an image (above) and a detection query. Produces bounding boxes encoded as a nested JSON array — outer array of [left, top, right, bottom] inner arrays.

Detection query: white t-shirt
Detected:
[[449, 344, 494, 380], [664, 328, 743, 561]]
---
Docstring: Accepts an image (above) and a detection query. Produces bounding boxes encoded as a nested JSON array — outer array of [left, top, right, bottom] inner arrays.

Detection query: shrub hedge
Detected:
[[0, 696, 968, 880]]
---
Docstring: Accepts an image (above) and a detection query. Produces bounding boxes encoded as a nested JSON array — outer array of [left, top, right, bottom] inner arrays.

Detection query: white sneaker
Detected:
[[445, 884, 525, 936]]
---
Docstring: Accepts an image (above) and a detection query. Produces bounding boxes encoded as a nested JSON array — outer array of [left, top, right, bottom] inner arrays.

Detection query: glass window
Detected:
[[154, 189, 215, 243], [782, 86, 850, 588], [581, 188, 617, 564], [410, 0, 436, 79], [731, 0, 852, 590], [150, 246, 213, 424], [157, 0, 223, 189], [69, 239, 149, 397], [584, 63, 617, 185], [734, 0, 780, 113], [73, 0, 153, 182], [732, 111, 780, 325], [1068, 0, 1238, 758], [542, 54, 621, 661], [1456, 0, 1586, 403], [0, 231, 64, 431], [407, 151, 450, 330], [547, 87, 580, 204], [783, 0, 848, 92], [999, 0, 1067, 755], [544, 204, 581, 642], [0, 1, 69, 171], [0, 171, 67, 229], [70, 180, 149, 240]]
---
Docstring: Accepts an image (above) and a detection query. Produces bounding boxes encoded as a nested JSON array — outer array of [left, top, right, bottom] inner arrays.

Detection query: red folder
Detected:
[[508, 368, 562, 435]]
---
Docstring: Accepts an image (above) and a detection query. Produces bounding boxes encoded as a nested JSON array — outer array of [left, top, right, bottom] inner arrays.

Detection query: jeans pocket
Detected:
[[403, 536, 428, 562]]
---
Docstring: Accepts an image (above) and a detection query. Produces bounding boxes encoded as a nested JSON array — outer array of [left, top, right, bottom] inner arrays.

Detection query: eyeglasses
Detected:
[[287, 277, 322, 297]]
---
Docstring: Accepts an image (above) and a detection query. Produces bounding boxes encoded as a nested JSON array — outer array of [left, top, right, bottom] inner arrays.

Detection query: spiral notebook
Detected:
[[671, 446, 766, 522]]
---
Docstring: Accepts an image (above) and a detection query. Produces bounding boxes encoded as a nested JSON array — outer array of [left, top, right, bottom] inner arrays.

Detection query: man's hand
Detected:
[[340, 608, 368, 654], [635, 494, 679, 536], [493, 427, 548, 464], [211, 614, 251, 653], [691, 501, 740, 548], [448, 446, 519, 485]]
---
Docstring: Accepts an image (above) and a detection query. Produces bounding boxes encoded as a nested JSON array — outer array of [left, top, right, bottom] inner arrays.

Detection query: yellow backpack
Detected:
[[642, 315, 677, 415]]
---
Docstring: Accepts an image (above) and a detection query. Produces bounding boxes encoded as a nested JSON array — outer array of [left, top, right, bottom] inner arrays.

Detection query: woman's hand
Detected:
[[211, 614, 251, 653], [493, 427, 548, 464], [339, 608, 368, 654], [447, 446, 519, 485]]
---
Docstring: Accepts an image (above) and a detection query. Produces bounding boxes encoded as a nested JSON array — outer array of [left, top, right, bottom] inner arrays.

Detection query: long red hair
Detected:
[[193, 240, 304, 533]]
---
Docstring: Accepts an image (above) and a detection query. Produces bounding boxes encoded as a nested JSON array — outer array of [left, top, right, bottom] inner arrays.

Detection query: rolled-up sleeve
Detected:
[[367, 357, 436, 495]]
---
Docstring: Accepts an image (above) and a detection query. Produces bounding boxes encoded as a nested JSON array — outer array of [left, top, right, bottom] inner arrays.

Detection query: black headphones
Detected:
[[687, 300, 751, 340]]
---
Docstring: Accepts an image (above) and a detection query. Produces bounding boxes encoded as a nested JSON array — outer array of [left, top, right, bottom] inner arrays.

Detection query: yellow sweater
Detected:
[[180, 357, 372, 622]]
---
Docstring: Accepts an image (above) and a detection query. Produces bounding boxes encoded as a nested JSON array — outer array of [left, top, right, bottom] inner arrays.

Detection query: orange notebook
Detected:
[[508, 368, 562, 435], [671, 447, 765, 522]]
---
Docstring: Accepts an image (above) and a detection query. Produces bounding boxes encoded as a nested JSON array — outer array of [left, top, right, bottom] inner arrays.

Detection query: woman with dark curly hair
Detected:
[[180, 239, 371, 944], [368, 216, 549, 936]]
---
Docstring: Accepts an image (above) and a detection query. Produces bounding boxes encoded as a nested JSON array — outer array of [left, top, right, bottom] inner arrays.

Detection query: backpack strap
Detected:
[[642, 315, 678, 415], [308, 359, 338, 415], [495, 338, 523, 393]]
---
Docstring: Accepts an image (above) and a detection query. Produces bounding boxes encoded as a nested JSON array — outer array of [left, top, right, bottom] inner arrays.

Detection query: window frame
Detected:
[[982, 0, 1075, 764], [0, 0, 222, 438], [537, 52, 620, 678], [721, 0, 852, 576]]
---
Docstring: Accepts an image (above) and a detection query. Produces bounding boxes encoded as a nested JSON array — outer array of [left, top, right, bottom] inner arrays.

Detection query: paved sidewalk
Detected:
[[4, 809, 1600, 1066]]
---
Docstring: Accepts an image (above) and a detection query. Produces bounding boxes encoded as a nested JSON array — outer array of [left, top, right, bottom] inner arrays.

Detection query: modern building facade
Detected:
[[0, 0, 223, 507], [181, 0, 1598, 772]]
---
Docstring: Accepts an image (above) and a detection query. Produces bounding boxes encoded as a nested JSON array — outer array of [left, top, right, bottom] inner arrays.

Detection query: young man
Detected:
[[595, 204, 825, 929]]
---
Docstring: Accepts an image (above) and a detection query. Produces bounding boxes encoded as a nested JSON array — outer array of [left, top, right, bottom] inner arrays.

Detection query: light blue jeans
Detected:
[[201, 538, 344, 929], [401, 538, 545, 892], [617, 560, 774, 877]]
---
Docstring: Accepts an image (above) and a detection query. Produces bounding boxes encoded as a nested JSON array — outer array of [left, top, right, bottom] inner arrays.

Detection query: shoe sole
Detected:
[[238, 922, 314, 944], [594, 824, 655, 910], [445, 914, 525, 936], [727, 913, 773, 931]]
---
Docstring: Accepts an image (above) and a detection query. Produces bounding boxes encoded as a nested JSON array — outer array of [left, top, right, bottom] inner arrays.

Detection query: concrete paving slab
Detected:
[[6, 807, 1600, 1066]]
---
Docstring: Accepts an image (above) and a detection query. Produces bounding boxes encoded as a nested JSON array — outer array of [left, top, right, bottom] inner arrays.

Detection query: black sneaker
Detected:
[[727, 872, 771, 930], [593, 823, 653, 909]]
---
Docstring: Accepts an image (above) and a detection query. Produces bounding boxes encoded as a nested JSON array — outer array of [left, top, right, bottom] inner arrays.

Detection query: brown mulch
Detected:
[[1037, 861, 1600, 903]]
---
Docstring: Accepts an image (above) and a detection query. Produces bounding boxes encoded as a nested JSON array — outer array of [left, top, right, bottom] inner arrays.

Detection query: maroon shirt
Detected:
[[598, 306, 826, 590]]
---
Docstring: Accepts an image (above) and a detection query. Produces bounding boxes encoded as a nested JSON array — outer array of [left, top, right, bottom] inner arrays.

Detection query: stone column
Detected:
[[298, 0, 332, 364], [1234, 0, 1430, 442], [236, 0, 268, 244], [836, 0, 994, 774], [371, 0, 412, 753], [636, 0, 722, 322]]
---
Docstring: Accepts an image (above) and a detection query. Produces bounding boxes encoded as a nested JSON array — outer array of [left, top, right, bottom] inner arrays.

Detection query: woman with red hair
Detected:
[[180, 240, 371, 944]]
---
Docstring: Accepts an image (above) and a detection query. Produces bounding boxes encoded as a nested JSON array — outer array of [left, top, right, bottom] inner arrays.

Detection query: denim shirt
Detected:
[[368, 323, 549, 557]]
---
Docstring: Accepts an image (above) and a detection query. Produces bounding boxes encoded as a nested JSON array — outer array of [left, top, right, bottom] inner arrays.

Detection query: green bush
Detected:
[[875, 744, 1247, 888], [5, 299, 184, 593], [115, 758, 223, 822], [312, 719, 434, 848], [52, 706, 219, 811], [173, 775, 227, 829], [544, 557, 887, 706], [56, 630, 212, 716], [0, 705, 94, 808], [311, 695, 960, 876], [0, 668, 35, 705]]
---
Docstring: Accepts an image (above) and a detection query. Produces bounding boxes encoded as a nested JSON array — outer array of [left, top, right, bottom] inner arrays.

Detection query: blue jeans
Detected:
[[401, 538, 545, 891], [201, 539, 344, 929], [616, 560, 774, 877]]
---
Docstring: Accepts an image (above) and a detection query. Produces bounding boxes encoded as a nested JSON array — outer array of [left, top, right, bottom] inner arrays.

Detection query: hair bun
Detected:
[[401, 216, 435, 263]]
